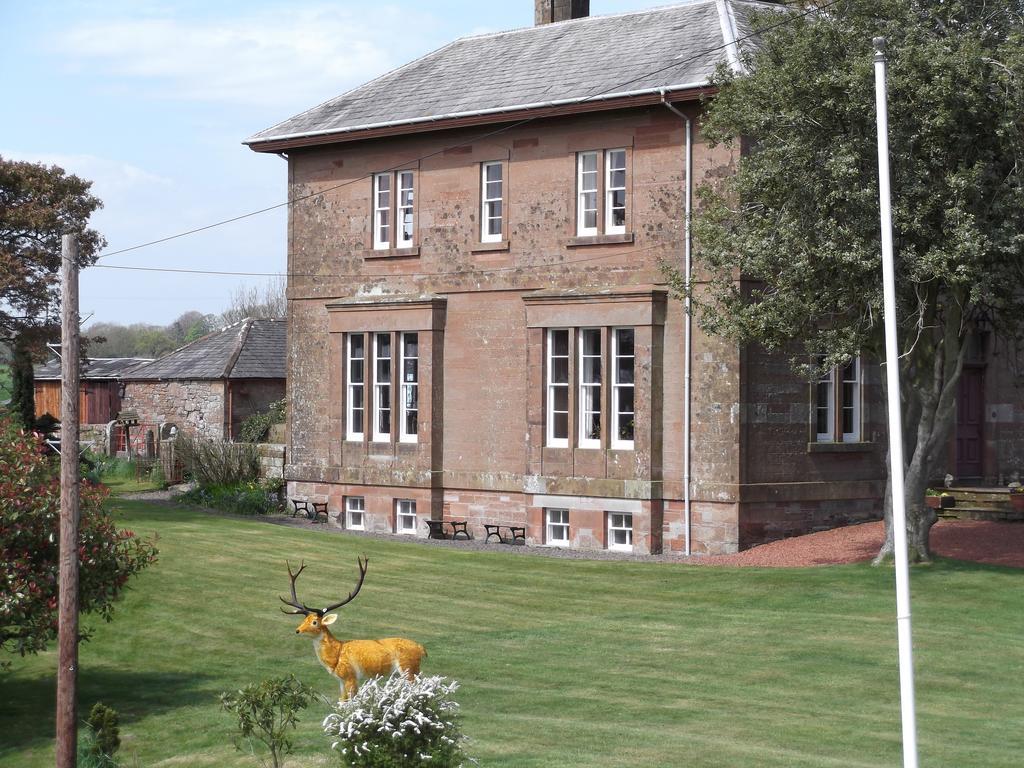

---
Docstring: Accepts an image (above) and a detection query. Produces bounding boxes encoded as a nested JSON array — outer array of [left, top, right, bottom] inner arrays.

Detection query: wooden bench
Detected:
[[484, 524, 526, 545], [290, 499, 329, 524], [425, 519, 472, 540]]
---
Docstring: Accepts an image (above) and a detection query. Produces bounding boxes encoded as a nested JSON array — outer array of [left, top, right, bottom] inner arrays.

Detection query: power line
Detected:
[[95, 0, 837, 264], [93, 239, 676, 279]]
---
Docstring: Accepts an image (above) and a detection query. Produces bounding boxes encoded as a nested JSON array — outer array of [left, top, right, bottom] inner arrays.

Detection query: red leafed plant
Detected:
[[0, 413, 157, 660]]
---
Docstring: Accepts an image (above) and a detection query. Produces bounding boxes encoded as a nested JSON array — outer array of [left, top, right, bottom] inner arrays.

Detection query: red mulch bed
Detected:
[[691, 519, 1024, 568]]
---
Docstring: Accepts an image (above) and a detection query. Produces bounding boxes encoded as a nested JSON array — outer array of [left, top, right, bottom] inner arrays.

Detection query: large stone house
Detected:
[[246, 1, 1020, 554]]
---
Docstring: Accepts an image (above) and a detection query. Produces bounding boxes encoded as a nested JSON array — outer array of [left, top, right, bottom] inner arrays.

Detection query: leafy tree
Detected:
[[666, 0, 1024, 561], [0, 414, 157, 659], [220, 675, 317, 768], [0, 156, 105, 346], [8, 335, 35, 430]]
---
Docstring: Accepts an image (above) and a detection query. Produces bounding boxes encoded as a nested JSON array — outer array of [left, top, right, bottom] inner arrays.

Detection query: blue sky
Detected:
[[2, 0, 659, 326]]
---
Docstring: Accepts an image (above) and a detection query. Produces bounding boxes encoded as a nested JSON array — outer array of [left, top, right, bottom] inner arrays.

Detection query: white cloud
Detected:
[[0, 150, 172, 192], [58, 4, 440, 107]]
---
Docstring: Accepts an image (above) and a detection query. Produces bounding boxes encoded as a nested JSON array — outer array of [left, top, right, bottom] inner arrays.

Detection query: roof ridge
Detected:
[[459, 1, 716, 42], [222, 318, 253, 379]]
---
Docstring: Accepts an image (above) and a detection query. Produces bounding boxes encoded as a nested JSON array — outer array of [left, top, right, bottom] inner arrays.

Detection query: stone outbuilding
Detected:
[[120, 318, 285, 441]]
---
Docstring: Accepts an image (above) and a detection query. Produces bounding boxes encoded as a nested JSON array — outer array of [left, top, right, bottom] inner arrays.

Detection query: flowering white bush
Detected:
[[323, 673, 471, 767]]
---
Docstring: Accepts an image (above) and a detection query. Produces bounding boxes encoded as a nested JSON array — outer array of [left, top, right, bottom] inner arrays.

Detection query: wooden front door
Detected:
[[956, 367, 984, 479]]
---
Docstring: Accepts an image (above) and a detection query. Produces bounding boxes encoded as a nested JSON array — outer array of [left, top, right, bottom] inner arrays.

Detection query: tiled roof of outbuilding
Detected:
[[246, 0, 780, 148], [34, 357, 154, 381], [124, 318, 286, 381]]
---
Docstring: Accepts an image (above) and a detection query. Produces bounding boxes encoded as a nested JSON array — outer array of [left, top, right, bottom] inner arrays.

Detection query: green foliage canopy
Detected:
[[0, 414, 157, 658], [0, 156, 105, 345], [681, 0, 1024, 366]]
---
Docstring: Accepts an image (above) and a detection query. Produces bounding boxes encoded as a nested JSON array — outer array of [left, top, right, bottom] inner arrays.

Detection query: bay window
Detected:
[[346, 333, 366, 441], [611, 328, 635, 449], [373, 333, 392, 442], [400, 332, 418, 443], [578, 328, 602, 448], [546, 329, 570, 447]]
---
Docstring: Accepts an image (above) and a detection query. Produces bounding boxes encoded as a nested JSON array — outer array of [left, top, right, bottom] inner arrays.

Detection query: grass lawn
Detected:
[[1, 501, 1022, 767]]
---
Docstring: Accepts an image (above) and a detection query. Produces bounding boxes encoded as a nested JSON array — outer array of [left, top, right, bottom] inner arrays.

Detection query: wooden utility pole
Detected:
[[56, 233, 80, 768]]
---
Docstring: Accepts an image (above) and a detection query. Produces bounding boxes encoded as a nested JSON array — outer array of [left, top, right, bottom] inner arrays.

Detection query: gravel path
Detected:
[[120, 490, 1024, 568]]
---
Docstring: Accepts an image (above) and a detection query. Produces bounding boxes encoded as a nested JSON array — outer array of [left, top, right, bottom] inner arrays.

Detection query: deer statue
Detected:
[[279, 557, 426, 700]]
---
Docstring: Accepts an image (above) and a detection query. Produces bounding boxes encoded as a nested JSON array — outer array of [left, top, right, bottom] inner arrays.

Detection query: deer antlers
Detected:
[[279, 556, 369, 616]]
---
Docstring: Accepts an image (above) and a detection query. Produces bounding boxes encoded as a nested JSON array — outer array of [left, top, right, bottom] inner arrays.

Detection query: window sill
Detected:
[[471, 240, 510, 253], [566, 232, 634, 247], [364, 246, 420, 260], [807, 441, 874, 454]]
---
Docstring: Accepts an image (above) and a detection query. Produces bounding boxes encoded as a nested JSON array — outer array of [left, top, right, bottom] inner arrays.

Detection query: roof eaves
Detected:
[[244, 81, 712, 148]]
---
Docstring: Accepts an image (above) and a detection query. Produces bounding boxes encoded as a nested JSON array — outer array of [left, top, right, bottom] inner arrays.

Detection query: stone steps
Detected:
[[936, 487, 1023, 522]]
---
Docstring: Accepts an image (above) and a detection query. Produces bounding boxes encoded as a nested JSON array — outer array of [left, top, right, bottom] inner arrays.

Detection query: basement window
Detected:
[[607, 512, 633, 552], [345, 496, 365, 530], [546, 508, 569, 546], [395, 499, 417, 535]]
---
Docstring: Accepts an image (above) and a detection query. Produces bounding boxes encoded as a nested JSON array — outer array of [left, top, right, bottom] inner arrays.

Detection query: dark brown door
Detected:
[[956, 367, 984, 479]]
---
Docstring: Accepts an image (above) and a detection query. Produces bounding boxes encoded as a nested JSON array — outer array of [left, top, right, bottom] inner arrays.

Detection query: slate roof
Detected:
[[34, 357, 154, 381], [124, 318, 286, 381], [246, 0, 782, 148]]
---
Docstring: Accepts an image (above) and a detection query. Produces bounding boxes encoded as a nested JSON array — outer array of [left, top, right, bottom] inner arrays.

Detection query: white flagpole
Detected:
[[873, 36, 919, 768]]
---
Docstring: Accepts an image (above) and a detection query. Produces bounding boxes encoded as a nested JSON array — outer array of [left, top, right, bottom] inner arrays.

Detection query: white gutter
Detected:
[[245, 80, 712, 146], [661, 90, 694, 557]]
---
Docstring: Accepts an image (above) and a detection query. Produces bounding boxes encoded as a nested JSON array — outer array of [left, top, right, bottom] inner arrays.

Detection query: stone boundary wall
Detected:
[[258, 443, 286, 480]]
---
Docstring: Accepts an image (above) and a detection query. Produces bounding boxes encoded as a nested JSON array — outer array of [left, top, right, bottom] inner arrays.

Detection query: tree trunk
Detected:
[[874, 329, 967, 564]]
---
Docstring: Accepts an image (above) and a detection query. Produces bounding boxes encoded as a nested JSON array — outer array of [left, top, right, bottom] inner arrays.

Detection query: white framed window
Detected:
[[397, 171, 415, 246], [395, 499, 417, 534], [346, 333, 366, 441], [546, 329, 570, 447], [814, 355, 861, 443], [373, 173, 391, 250], [605, 149, 627, 234], [607, 512, 633, 551], [576, 151, 599, 236], [399, 332, 419, 443], [611, 328, 635, 449], [546, 508, 569, 546], [345, 496, 365, 531], [481, 162, 503, 242], [578, 328, 602, 448], [372, 333, 392, 442]]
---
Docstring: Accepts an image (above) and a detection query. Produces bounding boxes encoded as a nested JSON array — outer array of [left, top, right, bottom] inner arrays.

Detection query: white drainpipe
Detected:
[[661, 91, 693, 556]]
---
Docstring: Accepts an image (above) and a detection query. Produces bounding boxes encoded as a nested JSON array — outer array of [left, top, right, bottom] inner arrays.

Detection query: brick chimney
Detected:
[[534, 0, 590, 25]]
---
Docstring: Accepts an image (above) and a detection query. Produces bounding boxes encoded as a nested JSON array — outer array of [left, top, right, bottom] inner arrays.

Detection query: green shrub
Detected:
[[221, 675, 318, 768], [179, 482, 279, 516], [238, 398, 286, 443], [176, 437, 259, 487], [82, 702, 120, 762]]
